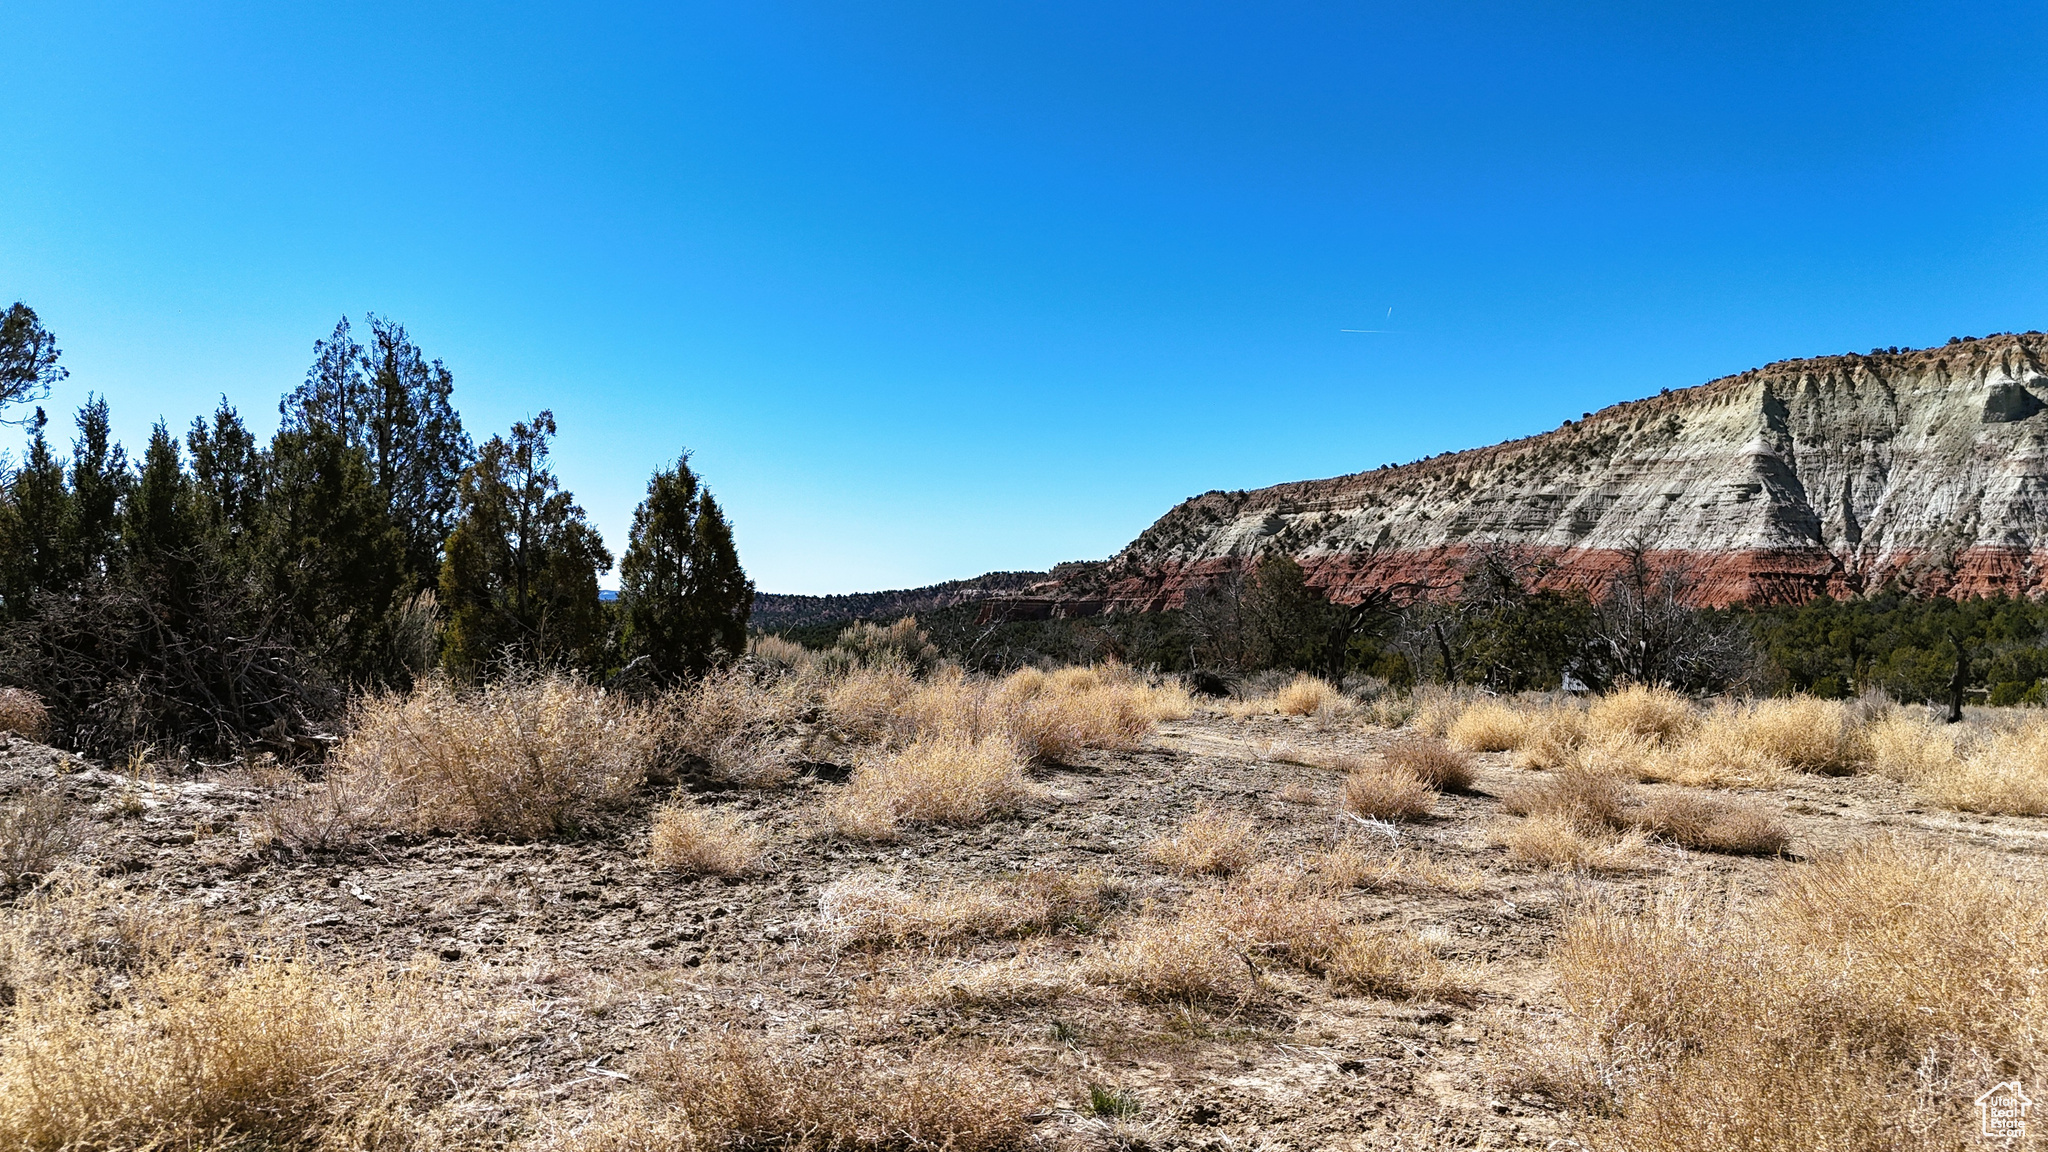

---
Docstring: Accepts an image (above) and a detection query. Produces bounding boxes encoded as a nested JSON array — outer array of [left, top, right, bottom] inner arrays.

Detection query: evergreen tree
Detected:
[[123, 422, 203, 579], [262, 425, 408, 683], [0, 409, 73, 618], [617, 453, 754, 681], [64, 396, 127, 583], [187, 398, 267, 560], [283, 316, 471, 587], [440, 411, 611, 673], [0, 302, 67, 421]]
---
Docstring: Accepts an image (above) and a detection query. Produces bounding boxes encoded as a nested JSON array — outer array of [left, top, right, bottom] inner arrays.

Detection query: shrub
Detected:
[[1632, 790, 1788, 855], [0, 688, 50, 743], [1342, 764, 1436, 821], [994, 663, 1192, 761], [1146, 806, 1260, 876], [1494, 812, 1650, 871], [648, 802, 766, 875], [1586, 684, 1694, 745], [0, 790, 81, 888], [1274, 674, 1341, 716], [572, 1033, 1037, 1152], [1734, 697, 1867, 773], [312, 672, 660, 840], [0, 882, 475, 1150], [1545, 838, 2048, 1150], [827, 735, 1037, 840], [1445, 699, 1530, 751], [1323, 927, 1471, 1003], [1633, 707, 1787, 788], [818, 869, 1111, 948], [1382, 734, 1476, 792], [664, 666, 801, 786]]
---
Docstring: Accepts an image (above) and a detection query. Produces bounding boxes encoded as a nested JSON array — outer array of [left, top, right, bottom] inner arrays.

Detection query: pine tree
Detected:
[[0, 302, 67, 421], [618, 453, 753, 682], [439, 411, 611, 673]]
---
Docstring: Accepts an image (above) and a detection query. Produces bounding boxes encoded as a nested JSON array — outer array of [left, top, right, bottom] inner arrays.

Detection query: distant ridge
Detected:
[[751, 570, 1053, 630], [1072, 331, 2048, 609]]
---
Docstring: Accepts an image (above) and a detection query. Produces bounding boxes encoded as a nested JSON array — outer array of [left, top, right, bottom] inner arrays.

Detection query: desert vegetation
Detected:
[[3, 643, 2048, 1147]]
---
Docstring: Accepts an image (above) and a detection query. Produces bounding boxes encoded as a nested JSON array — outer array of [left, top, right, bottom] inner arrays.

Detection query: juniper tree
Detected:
[[439, 411, 611, 674], [283, 316, 471, 588], [618, 453, 754, 682], [0, 410, 72, 619]]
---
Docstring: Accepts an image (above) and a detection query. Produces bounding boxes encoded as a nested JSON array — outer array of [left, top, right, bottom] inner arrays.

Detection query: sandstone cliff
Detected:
[[1086, 332, 2048, 609]]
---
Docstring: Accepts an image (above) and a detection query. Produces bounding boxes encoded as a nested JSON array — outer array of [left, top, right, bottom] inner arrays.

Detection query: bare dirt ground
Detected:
[[5, 708, 2046, 1150]]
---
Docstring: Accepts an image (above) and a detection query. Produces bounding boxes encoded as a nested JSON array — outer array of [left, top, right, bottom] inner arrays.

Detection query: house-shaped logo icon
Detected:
[[1977, 1081, 2033, 1138]]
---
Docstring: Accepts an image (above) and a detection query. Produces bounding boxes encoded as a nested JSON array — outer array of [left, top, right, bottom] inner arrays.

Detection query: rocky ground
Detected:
[[4, 709, 2045, 1150]]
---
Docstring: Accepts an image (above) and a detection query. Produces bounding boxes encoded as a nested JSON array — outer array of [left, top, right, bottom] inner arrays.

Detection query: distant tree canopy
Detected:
[[0, 309, 753, 756]]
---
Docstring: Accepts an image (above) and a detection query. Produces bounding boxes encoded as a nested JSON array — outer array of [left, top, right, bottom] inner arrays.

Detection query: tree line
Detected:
[[0, 304, 753, 756], [846, 547, 2048, 707]]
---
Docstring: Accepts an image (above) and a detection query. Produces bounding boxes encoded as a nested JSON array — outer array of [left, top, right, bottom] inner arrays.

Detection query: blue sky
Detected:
[[5, 2, 2045, 594]]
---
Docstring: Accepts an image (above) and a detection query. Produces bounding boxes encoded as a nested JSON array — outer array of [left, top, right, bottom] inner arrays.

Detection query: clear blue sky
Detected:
[[5, 3, 2045, 594]]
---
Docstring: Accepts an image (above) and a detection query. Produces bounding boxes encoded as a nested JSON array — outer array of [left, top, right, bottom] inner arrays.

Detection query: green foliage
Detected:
[[282, 315, 472, 588], [617, 454, 753, 683], [440, 411, 612, 674], [0, 302, 66, 420], [261, 424, 409, 684], [1745, 588, 2048, 703]]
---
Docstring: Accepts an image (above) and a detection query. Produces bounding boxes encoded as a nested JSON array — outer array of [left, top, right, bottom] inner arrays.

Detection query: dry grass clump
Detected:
[[1089, 865, 1468, 1005], [1866, 710, 1960, 781], [1323, 928, 1472, 1003], [648, 801, 767, 875], [1730, 696, 1868, 773], [1865, 711, 2048, 815], [0, 881, 480, 1151], [562, 1033, 1036, 1152], [1632, 789, 1788, 855], [994, 663, 1192, 761], [1503, 760, 1786, 858], [0, 789, 82, 888], [1342, 763, 1436, 820], [298, 673, 659, 841], [664, 666, 804, 785], [825, 662, 1190, 763], [1313, 843, 1489, 897], [1586, 684, 1695, 745], [1274, 673, 1342, 716], [1495, 813, 1652, 871], [1382, 734, 1475, 792], [1510, 702, 1590, 769], [0, 687, 50, 742], [1445, 699, 1530, 752], [745, 632, 812, 669], [820, 869, 1113, 948], [1147, 805, 1260, 876], [827, 735, 1037, 840], [1543, 838, 2048, 1150], [1407, 685, 1479, 738]]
